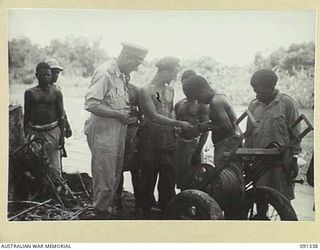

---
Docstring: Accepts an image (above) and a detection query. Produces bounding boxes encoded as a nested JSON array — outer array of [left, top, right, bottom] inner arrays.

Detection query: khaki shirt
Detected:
[[85, 58, 129, 111], [245, 89, 301, 154]]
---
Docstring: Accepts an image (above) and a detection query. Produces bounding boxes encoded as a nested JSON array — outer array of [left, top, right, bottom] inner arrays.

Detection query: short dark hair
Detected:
[[250, 69, 278, 88], [36, 62, 51, 73], [181, 70, 196, 82], [183, 75, 213, 99]]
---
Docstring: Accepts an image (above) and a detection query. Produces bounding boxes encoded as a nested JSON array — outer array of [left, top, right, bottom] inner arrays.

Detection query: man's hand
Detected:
[[198, 122, 214, 132], [65, 127, 72, 138], [59, 136, 65, 149], [178, 121, 193, 130], [290, 156, 299, 179], [127, 116, 139, 125], [116, 110, 131, 125]]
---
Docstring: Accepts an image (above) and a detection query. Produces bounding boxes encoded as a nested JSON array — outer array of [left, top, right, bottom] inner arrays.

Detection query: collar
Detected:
[[110, 58, 123, 78]]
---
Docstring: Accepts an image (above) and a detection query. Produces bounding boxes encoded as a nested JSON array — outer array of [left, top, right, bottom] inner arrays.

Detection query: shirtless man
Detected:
[[139, 57, 193, 217], [24, 62, 65, 175], [183, 75, 239, 168], [45, 58, 72, 139], [174, 70, 209, 190]]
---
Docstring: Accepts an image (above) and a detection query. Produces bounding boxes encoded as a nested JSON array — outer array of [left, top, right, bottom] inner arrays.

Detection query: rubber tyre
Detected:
[[164, 189, 224, 220], [243, 186, 298, 221]]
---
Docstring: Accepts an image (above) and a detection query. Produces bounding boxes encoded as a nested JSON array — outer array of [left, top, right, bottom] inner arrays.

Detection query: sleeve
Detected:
[[286, 98, 301, 154], [84, 70, 110, 110]]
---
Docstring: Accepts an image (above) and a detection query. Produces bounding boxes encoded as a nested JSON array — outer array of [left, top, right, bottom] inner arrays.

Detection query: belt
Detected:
[[179, 136, 200, 143], [29, 121, 59, 132]]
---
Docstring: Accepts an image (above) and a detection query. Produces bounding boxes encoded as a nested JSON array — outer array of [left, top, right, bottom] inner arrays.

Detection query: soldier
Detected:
[[138, 57, 193, 218], [84, 43, 148, 219]]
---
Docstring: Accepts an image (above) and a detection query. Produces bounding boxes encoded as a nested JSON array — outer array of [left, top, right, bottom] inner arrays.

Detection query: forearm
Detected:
[[65, 117, 71, 130], [63, 112, 71, 130], [23, 116, 29, 135], [86, 103, 120, 119], [291, 143, 301, 155], [147, 112, 182, 127], [58, 116, 65, 139], [196, 132, 209, 153]]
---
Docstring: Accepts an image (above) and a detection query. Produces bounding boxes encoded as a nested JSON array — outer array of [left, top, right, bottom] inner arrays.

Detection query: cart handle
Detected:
[[289, 114, 314, 141], [234, 110, 257, 139]]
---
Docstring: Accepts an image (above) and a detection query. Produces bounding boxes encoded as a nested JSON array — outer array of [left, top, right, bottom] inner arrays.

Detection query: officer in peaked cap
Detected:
[[120, 42, 149, 63], [84, 42, 148, 219]]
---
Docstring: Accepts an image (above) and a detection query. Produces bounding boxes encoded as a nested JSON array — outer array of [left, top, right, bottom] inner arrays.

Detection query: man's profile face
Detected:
[[36, 69, 52, 85], [198, 93, 211, 105], [252, 83, 274, 103], [124, 57, 141, 75], [51, 68, 62, 83], [164, 67, 179, 84]]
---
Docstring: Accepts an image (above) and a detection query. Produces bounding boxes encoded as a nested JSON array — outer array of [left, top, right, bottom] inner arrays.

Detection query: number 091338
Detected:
[[300, 244, 319, 248]]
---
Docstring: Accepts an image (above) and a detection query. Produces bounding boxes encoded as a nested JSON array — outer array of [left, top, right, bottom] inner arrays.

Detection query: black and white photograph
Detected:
[[7, 9, 315, 223]]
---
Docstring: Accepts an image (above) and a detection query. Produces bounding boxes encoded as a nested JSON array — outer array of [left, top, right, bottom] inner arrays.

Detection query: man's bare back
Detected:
[[151, 84, 174, 117], [209, 94, 237, 143], [141, 84, 175, 121]]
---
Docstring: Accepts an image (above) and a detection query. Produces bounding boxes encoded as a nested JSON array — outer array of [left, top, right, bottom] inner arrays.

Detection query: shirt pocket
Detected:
[[273, 113, 288, 136], [108, 86, 127, 109]]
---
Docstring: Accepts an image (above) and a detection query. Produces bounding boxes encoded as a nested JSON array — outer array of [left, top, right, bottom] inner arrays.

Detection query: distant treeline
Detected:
[[8, 37, 314, 108]]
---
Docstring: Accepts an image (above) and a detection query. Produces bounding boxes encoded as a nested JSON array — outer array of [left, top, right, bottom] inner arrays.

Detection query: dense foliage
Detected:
[[9, 36, 109, 84], [8, 37, 314, 108]]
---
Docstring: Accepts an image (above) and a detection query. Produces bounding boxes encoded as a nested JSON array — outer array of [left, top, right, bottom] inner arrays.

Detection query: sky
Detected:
[[7, 9, 316, 66]]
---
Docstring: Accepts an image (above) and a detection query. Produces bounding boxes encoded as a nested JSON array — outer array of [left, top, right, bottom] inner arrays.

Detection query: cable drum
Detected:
[[204, 163, 245, 211]]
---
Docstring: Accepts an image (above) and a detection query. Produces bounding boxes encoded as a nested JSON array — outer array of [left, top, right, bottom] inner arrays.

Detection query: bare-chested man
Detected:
[[174, 70, 210, 190], [139, 57, 193, 217], [24, 62, 65, 175], [183, 75, 239, 168]]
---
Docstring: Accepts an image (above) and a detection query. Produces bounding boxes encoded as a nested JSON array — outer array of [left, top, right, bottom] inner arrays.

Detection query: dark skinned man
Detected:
[[45, 58, 72, 139], [24, 62, 65, 176], [174, 70, 209, 190], [245, 69, 300, 219], [183, 75, 239, 169]]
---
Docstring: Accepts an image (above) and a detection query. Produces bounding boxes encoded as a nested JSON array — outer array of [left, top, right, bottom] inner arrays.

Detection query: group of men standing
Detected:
[[23, 42, 301, 220]]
